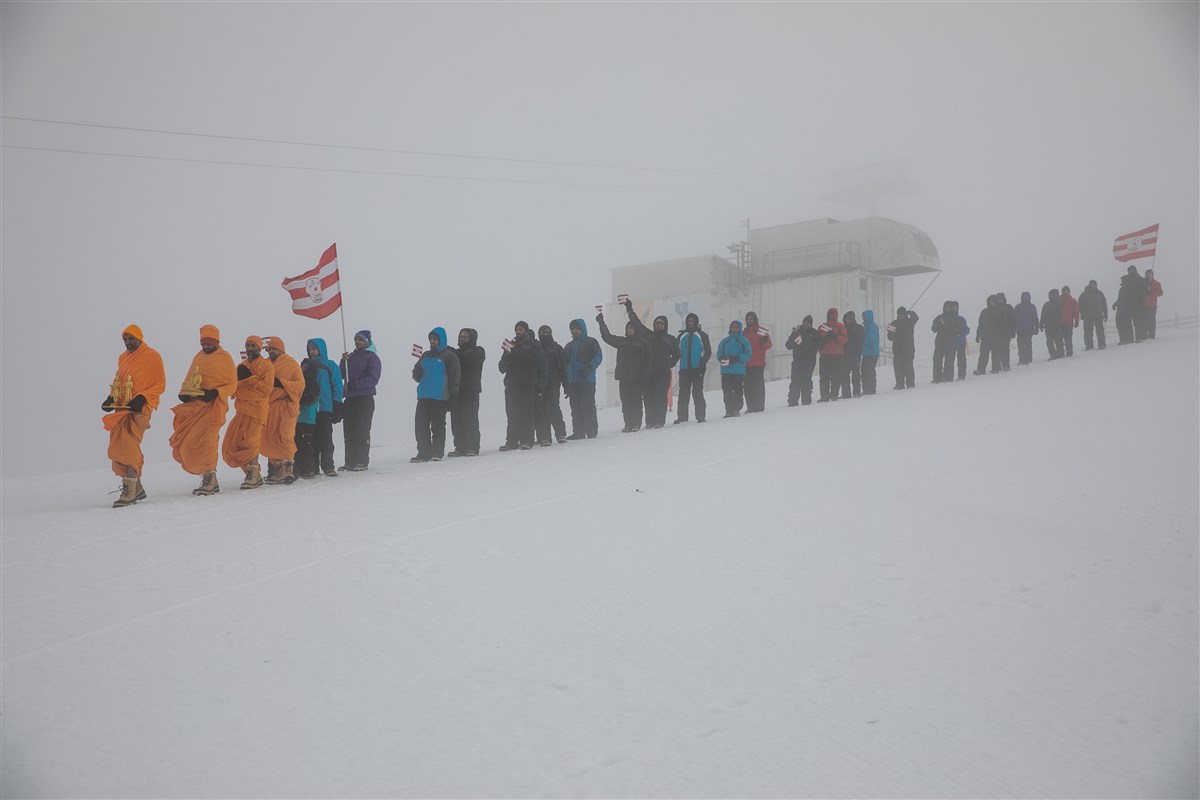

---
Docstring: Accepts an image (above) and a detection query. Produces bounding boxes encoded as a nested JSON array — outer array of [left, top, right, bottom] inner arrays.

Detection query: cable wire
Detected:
[[1, 143, 812, 196], [0, 114, 813, 181]]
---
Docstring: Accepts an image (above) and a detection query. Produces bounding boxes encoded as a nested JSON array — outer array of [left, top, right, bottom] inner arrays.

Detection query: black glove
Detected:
[[202, 389, 218, 402], [237, 364, 251, 380], [273, 377, 283, 388], [129, 395, 147, 413], [595, 313, 604, 323], [101, 395, 114, 411]]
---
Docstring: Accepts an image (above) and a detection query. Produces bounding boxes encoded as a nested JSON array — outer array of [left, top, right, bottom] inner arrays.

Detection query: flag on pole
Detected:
[[1112, 224, 1159, 263], [282, 244, 342, 319]]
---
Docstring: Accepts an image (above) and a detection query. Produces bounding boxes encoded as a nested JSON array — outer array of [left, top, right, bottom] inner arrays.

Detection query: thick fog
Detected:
[[2, 2, 1196, 477]]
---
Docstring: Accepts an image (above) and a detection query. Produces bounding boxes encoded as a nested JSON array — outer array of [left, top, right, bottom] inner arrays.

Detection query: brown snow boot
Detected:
[[193, 471, 219, 496], [264, 460, 287, 485], [135, 479, 147, 502], [240, 463, 263, 489], [282, 460, 296, 485], [112, 477, 139, 507]]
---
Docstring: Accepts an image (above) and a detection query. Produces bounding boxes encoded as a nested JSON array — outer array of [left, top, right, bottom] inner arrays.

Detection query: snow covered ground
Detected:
[[3, 333, 1197, 799]]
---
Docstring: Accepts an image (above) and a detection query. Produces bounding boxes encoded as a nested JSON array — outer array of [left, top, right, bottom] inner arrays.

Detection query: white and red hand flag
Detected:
[[282, 244, 342, 319], [501, 339, 514, 353], [1113, 224, 1159, 263], [758, 326, 771, 337], [886, 323, 897, 333], [617, 293, 629, 304], [411, 344, 424, 358]]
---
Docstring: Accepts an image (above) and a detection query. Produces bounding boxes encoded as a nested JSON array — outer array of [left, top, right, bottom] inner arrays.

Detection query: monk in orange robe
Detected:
[[102, 324, 166, 507], [221, 335, 275, 488], [169, 324, 237, 495], [262, 336, 304, 485]]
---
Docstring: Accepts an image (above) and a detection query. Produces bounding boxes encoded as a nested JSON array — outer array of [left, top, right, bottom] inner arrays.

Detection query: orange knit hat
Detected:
[[122, 324, 144, 341]]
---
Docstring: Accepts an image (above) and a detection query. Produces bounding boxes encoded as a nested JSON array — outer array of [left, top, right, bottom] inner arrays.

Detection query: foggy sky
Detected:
[[2, 2, 1197, 477]]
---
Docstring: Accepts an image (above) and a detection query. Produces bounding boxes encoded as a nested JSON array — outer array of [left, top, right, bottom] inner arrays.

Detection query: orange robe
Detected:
[[169, 348, 237, 475], [222, 355, 275, 469], [101, 344, 166, 478], [261, 353, 303, 461]]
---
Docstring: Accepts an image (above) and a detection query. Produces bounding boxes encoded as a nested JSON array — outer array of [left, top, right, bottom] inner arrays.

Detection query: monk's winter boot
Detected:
[[193, 471, 219, 496], [282, 460, 296, 485], [240, 463, 263, 490], [264, 460, 286, 485], [113, 477, 139, 508]]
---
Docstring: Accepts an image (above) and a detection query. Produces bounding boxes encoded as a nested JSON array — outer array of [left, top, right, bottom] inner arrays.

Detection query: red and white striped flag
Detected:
[[757, 326, 771, 337], [282, 244, 342, 319], [1113, 224, 1159, 263], [501, 338, 514, 353], [411, 344, 424, 358]]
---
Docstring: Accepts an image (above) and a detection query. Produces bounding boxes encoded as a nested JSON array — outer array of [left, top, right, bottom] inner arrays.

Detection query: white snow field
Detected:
[[3, 332, 1197, 799]]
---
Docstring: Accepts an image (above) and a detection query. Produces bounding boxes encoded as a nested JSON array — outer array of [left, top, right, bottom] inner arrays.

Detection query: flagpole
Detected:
[[336, 243, 348, 361]]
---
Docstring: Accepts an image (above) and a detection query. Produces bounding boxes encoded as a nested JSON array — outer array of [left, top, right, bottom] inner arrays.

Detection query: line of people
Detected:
[[99, 267, 1163, 506]]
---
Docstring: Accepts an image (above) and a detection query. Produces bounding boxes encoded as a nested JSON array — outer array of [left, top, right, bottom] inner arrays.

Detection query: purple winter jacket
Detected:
[[342, 348, 382, 397], [1014, 292, 1040, 335]]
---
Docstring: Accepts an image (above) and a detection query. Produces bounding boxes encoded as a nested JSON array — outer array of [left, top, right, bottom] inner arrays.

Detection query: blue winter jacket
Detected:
[[563, 319, 603, 384], [861, 310, 880, 357], [717, 322, 753, 376], [956, 316, 971, 348], [413, 327, 461, 401], [300, 338, 344, 426]]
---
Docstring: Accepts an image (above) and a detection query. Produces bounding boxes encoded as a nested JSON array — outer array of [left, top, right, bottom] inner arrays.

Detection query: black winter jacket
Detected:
[[627, 308, 681, 373], [498, 338, 542, 388], [598, 317, 653, 383], [453, 329, 487, 394], [785, 326, 821, 362]]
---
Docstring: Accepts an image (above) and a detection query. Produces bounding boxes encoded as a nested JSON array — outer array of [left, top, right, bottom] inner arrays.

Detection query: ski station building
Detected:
[[604, 217, 941, 400]]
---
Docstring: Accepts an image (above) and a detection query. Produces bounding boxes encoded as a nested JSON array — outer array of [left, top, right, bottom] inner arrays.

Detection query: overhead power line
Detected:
[[0, 114, 813, 182], [1, 143, 815, 196]]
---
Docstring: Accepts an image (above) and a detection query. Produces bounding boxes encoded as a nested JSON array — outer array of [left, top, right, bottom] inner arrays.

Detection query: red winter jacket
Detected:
[[1060, 293, 1080, 326], [743, 323, 773, 367], [818, 308, 849, 356], [1145, 278, 1163, 309]]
